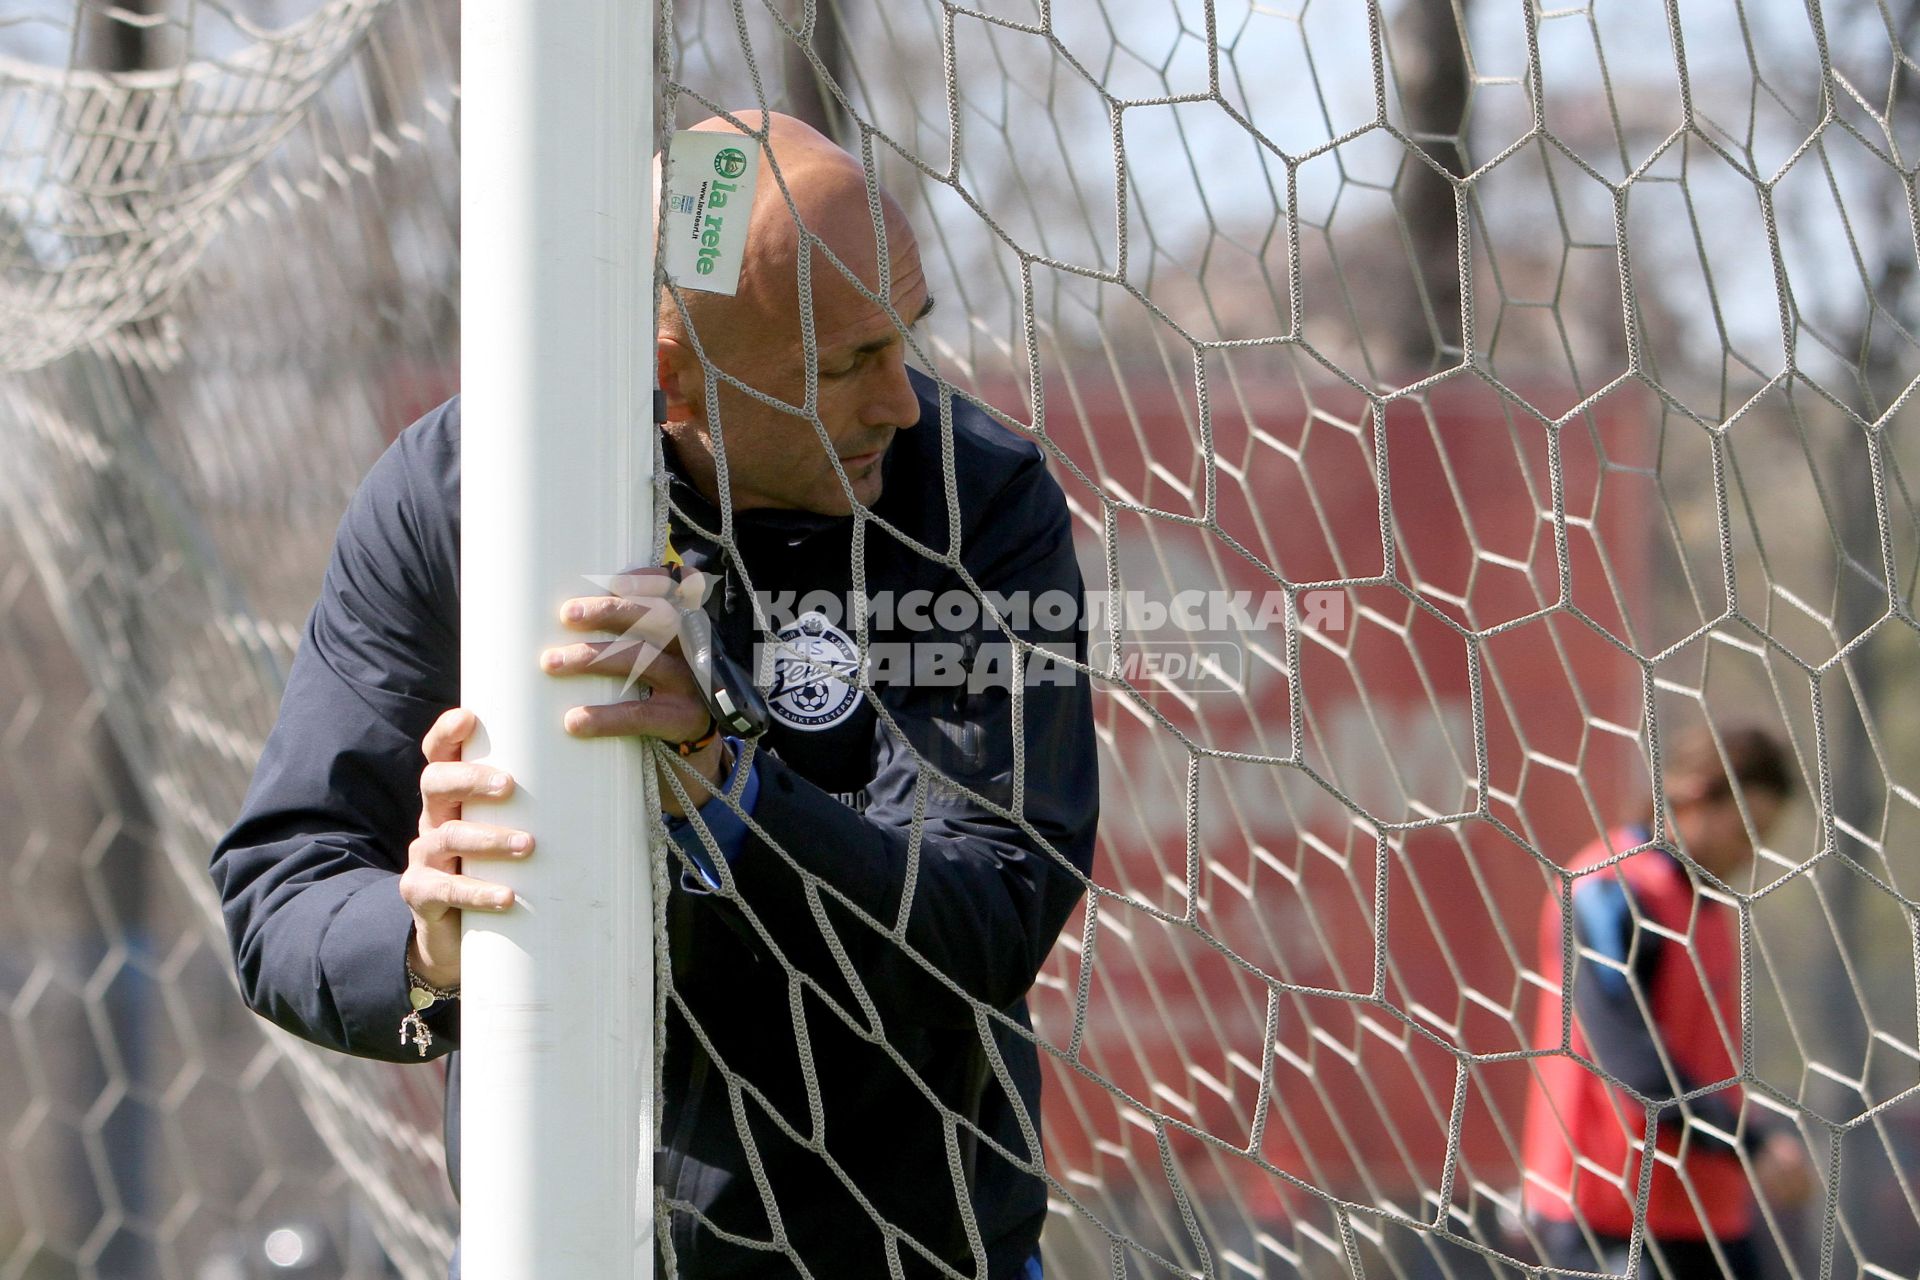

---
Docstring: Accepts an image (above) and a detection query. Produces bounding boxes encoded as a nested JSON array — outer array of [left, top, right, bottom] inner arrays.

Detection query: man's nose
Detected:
[[865, 353, 922, 430]]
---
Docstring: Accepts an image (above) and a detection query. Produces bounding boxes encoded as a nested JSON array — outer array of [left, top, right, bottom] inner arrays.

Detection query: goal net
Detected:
[[5, 1, 1920, 1278]]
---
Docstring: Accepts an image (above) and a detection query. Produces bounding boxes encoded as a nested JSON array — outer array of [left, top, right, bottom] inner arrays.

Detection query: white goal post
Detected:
[[459, 0, 656, 1274]]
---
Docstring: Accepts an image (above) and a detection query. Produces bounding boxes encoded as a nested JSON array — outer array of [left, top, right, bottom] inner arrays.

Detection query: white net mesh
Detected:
[[5, 1, 1920, 1278], [2, 1, 458, 1275], [663, 2, 1920, 1275]]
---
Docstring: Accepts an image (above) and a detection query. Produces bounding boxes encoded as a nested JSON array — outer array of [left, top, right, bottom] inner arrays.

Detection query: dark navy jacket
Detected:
[[212, 378, 1100, 1278]]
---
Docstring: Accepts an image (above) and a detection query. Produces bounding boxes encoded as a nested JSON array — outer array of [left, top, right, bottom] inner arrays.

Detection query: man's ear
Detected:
[[656, 336, 700, 425]]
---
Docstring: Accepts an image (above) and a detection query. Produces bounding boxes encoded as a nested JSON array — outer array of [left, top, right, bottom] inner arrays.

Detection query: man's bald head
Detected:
[[660, 111, 918, 360], [653, 111, 932, 514]]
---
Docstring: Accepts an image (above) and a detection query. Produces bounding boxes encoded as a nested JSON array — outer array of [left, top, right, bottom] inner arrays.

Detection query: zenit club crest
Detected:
[[765, 612, 863, 731]]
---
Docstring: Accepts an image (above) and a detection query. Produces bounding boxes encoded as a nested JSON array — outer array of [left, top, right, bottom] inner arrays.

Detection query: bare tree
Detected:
[[1388, 0, 1472, 373]]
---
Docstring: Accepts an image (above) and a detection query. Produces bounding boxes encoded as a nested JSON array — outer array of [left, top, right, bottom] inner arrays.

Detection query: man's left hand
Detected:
[[541, 567, 730, 818]]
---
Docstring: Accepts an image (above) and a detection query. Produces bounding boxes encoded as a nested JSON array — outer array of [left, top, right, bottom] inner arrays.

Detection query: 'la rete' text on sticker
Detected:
[[663, 132, 758, 296]]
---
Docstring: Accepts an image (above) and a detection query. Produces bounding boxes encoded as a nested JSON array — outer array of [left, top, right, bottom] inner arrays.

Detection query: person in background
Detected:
[[1523, 724, 1817, 1278]]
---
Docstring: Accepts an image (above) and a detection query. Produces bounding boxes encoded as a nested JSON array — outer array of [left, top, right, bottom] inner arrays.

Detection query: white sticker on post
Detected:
[[663, 132, 759, 296]]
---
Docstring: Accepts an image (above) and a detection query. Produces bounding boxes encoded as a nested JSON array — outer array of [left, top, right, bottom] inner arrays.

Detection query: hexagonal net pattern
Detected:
[[3, 2, 1919, 1280], [661, 2, 1920, 1277], [2, 1, 460, 1276]]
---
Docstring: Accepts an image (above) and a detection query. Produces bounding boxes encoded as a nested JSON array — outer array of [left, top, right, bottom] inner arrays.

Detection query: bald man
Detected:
[[213, 112, 1099, 1279]]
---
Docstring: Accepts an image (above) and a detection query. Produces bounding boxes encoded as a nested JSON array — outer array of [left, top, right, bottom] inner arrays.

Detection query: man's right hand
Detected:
[[399, 707, 533, 989]]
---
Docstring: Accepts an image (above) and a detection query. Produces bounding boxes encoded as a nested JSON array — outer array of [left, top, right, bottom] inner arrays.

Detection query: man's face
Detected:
[[1678, 786, 1784, 879], [677, 224, 932, 516]]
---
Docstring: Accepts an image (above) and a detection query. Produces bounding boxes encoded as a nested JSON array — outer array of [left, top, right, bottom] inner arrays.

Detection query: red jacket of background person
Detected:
[[1522, 825, 1754, 1242]]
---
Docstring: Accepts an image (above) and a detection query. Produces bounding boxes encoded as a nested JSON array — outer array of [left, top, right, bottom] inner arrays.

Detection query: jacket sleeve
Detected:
[[701, 450, 1099, 1028], [1569, 875, 1763, 1149], [211, 415, 462, 1062]]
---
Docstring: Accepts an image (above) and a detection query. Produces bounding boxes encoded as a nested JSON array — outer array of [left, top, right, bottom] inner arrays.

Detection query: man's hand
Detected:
[[399, 707, 532, 989], [1754, 1129, 1818, 1208], [541, 568, 731, 817]]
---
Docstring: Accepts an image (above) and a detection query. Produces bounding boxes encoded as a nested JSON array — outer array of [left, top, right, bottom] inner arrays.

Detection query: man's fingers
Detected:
[[540, 637, 678, 680], [559, 592, 681, 643], [547, 641, 710, 739], [413, 820, 533, 869], [596, 568, 679, 598], [401, 865, 516, 914], [420, 760, 515, 831], [563, 691, 710, 742], [422, 706, 477, 764], [422, 760, 515, 800], [564, 566, 711, 615]]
